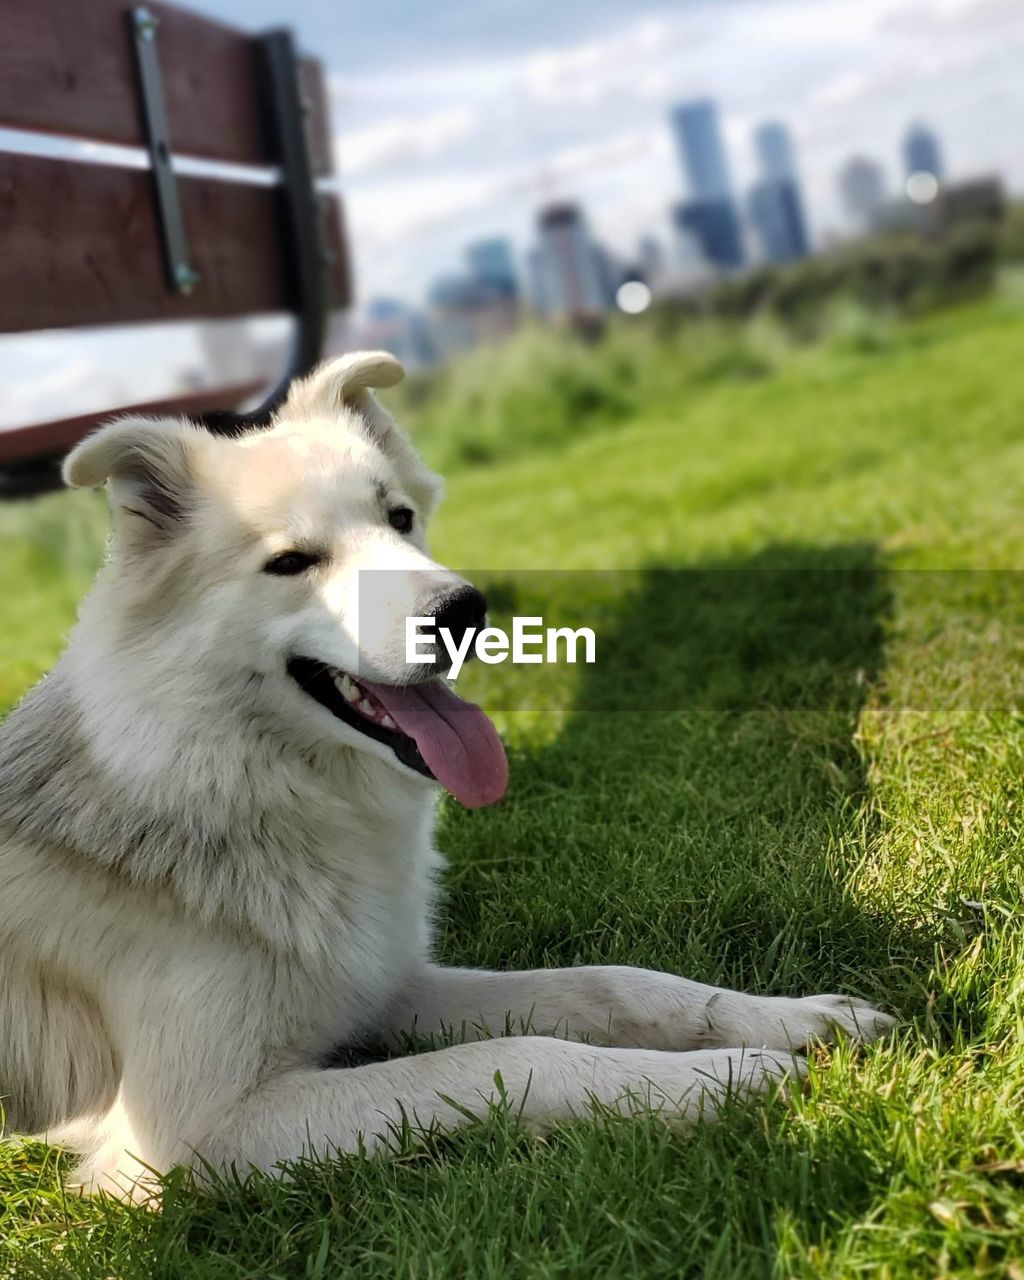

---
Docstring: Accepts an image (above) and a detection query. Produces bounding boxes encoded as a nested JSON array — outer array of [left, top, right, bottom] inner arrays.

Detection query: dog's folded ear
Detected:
[[63, 417, 206, 537], [282, 352, 405, 419], [283, 352, 444, 518]]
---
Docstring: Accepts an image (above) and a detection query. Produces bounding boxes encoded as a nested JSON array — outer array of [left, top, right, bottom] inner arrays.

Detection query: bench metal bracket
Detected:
[[130, 6, 199, 295], [201, 28, 332, 435], [0, 23, 333, 495]]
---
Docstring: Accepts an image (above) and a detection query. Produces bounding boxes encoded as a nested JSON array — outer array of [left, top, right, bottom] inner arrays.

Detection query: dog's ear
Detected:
[[283, 351, 405, 418], [284, 352, 444, 518], [63, 416, 206, 537]]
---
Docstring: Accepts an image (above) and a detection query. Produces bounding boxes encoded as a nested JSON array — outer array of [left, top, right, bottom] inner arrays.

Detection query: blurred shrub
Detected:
[[1000, 201, 1024, 262], [712, 224, 999, 329], [384, 212, 1017, 475], [385, 318, 784, 473], [386, 327, 637, 470], [819, 298, 897, 357]]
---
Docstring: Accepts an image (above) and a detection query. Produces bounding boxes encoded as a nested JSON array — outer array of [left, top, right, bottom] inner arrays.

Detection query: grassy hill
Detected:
[[2, 294, 1024, 1277]]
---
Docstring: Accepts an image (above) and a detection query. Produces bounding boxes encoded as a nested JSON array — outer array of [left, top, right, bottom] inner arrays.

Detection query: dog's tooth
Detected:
[[359, 698, 376, 717], [341, 676, 359, 702], [381, 714, 396, 729]]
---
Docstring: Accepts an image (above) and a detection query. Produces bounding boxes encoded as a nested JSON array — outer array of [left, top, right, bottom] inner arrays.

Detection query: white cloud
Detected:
[[348, 128, 659, 257], [524, 17, 680, 107], [877, 0, 1024, 29], [813, 70, 873, 108], [347, 172, 497, 249], [338, 107, 477, 176]]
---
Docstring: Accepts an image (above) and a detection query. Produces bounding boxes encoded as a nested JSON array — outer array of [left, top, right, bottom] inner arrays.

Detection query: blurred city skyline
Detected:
[[197, 0, 1024, 306], [358, 102, 1002, 366], [1, 0, 1022, 429]]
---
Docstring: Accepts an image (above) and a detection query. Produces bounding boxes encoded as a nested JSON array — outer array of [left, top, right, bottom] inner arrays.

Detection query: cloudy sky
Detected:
[[1, 0, 1022, 428], [200, 0, 1024, 304]]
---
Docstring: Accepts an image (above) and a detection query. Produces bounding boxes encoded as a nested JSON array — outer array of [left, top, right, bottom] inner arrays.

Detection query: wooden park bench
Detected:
[[0, 0, 351, 494]]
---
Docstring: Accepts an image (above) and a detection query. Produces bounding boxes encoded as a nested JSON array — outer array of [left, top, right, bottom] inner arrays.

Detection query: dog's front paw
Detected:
[[725, 992, 897, 1051], [588, 1045, 807, 1124]]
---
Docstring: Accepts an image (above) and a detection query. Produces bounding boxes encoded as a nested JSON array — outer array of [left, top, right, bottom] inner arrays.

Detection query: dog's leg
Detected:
[[73, 979, 798, 1194], [379, 965, 896, 1051], [190, 1036, 802, 1176]]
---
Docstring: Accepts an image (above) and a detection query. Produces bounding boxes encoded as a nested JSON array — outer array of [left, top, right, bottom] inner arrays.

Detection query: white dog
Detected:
[[0, 354, 894, 1199]]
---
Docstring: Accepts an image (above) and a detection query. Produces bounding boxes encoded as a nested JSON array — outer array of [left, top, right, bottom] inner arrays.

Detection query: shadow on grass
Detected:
[[438, 542, 937, 1010]]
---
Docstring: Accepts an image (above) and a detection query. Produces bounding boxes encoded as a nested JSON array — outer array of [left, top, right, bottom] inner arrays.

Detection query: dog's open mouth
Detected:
[[287, 657, 508, 809]]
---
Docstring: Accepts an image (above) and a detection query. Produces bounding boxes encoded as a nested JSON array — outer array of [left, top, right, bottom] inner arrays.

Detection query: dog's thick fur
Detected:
[[0, 354, 894, 1198]]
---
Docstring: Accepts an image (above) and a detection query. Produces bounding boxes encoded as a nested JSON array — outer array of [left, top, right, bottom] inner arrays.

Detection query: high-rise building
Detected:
[[671, 99, 733, 200], [526, 246, 554, 317], [425, 274, 481, 355], [748, 181, 806, 264], [590, 243, 624, 310], [465, 237, 520, 302], [669, 99, 745, 271], [362, 297, 437, 369], [748, 121, 810, 263], [904, 123, 943, 182], [426, 262, 520, 355], [637, 235, 666, 287], [839, 156, 887, 230], [671, 200, 744, 272], [535, 203, 607, 316], [670, 223, 716, 293], [754, 122, 797, 185]]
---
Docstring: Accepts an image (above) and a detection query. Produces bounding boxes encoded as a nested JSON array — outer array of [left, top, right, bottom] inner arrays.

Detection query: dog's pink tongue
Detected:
[[360, 679, 508, 808]]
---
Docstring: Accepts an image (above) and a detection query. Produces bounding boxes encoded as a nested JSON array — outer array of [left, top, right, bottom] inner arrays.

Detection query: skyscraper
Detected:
[[590, 242, 624, 310], [904, 123, 943, 182], [427, 252, 520, 355], [526, 246, 554, 317], [754, 122, 797, 185], [535, 203, 607, 317], [671, 99, 733, 201], [362, 298, 436, 369], [669, 99, 744, 271], [749, 121, 810, 262], [839, 157, 887, 230], [465, 238, 520, 302], [749, 181, 810, 263], [637, 235, 666, 286], [671, 201, 744, 273]]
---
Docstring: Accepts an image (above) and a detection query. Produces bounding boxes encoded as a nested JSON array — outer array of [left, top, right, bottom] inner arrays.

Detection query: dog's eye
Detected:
[[388, 507, 414, 535], [263, 550, 320, 576]]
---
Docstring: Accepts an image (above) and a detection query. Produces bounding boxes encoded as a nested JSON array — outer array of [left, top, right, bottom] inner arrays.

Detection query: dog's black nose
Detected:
[[431, 586, 488, 649]]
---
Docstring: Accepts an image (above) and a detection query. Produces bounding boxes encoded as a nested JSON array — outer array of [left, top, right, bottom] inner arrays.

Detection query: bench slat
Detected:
[[0, 381, 269, 467], [0, 0, 333, 174], [0, 153, 349, 333]]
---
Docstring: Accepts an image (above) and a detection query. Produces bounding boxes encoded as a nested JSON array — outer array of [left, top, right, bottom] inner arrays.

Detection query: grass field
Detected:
[[3, 294, 1024, 1277]]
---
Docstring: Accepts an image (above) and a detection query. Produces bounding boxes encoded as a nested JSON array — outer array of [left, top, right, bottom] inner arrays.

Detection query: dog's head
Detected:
[[63, 354, 507, 808]]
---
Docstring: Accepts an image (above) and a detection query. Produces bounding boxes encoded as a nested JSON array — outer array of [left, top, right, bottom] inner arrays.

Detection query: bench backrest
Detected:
[[0, 0, 351, 492]]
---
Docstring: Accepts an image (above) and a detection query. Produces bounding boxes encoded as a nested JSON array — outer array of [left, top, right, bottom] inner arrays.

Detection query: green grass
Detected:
[[4, 296, 1024, 1277]]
